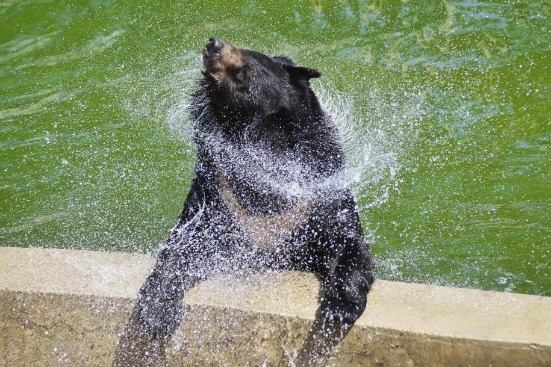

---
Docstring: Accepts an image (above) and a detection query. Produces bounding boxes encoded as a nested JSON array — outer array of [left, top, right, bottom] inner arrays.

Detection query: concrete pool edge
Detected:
[[1, 246, 550, 366]]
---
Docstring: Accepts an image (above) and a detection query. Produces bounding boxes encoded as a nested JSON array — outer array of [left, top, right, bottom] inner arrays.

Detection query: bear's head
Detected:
[[200, 38, 322, 124], [195, 38, 343, 179]]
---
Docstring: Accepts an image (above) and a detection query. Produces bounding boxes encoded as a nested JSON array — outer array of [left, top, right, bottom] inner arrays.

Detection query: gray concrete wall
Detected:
[[0, 246, 550, 366]]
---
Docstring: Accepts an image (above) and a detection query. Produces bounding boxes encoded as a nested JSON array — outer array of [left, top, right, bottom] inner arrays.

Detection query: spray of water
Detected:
[[317, 83, 423, 211], [165, 63, 423, 215]]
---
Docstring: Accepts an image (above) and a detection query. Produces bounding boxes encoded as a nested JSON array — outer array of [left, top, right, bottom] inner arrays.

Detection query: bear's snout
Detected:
[[201, 38, 244, 80], [205, 37, 224, 56]]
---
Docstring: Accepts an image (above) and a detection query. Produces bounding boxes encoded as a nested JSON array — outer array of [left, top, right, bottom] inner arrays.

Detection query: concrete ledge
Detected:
[[0, 247, 550, 366]]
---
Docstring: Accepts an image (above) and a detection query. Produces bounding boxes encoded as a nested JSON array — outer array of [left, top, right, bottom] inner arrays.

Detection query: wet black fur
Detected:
[[134, 45, 374, 357]]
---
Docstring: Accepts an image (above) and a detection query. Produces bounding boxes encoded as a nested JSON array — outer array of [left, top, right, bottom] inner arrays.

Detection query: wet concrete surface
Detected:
[[1, 247, 550, 366]]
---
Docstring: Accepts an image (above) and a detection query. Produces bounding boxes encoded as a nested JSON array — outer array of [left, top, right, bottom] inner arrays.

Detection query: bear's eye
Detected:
[[235, 68, 247, 84]]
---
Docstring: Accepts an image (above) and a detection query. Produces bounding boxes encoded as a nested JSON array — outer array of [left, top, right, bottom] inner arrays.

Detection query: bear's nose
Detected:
[[205, 37, 224, 56]]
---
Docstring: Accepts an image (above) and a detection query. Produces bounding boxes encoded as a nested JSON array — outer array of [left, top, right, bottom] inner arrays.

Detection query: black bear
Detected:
[[113, 38, 374, 366]]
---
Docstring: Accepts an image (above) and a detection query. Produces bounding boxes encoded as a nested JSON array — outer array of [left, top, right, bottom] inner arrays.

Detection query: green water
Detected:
[[1, 1, 549, 295]]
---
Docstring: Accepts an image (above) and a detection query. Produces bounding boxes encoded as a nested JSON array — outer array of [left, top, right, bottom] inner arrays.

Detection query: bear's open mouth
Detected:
[[200, 54, 209, 75]]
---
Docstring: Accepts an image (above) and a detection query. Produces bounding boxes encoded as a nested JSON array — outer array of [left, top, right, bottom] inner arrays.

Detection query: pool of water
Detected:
[[1, 1, 549, 295]]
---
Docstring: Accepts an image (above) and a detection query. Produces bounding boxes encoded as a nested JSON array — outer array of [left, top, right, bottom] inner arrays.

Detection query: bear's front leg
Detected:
[[296, 241, 373, 366], [295, 195, 374, 366], [112, 247, 204, 367], [113, 177, 219, 366]]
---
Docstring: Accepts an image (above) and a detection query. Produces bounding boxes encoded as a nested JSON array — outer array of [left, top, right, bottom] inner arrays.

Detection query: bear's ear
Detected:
[[286, 65, 322, 80]]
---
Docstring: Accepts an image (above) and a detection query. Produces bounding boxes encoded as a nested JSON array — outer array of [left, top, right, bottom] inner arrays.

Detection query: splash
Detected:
[[165, 70, 423, 217], [315, 83, 423, 212]]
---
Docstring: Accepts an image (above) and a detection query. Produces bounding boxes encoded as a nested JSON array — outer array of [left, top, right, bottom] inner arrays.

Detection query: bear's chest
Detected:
[[218, 174, 309, 250]]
